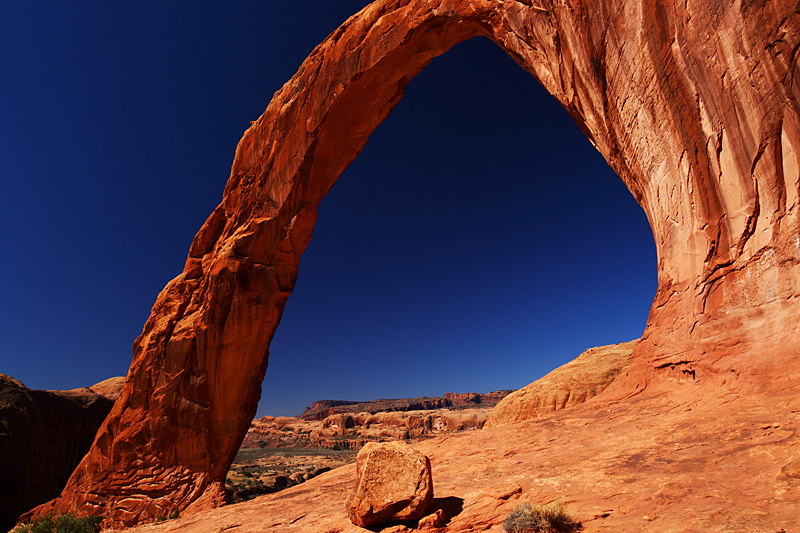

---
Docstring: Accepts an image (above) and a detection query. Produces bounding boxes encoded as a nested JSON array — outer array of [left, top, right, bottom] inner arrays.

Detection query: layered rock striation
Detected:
[[35, 0, 800, 526]]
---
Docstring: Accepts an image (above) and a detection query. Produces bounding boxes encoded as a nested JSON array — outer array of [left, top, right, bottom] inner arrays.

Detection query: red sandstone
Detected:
[[31, 0, 800, 528]]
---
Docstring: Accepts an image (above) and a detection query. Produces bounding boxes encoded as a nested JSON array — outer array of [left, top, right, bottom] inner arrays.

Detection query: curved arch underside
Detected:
[[35, 0, 800, 526]]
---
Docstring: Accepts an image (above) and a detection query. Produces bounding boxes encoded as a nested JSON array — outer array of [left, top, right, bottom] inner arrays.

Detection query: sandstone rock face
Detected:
[[37, 0, 800, 526], [0, 374, 114, 531], [345, 441, 434, 527], [485, 340, 637, 428]]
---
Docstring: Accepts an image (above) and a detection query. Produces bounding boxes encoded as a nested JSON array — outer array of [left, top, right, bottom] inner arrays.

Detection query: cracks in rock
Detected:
[[736, 137, 767, 256], [214, 525, 243, 532], [511, 0, 549, 12], [702, 222, 723, 266], [697, 244, 778, 318], [288, 513, 308, 524], [655, 361, 697, 381]]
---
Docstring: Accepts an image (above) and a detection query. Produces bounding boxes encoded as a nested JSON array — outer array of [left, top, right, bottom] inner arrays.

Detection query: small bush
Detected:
[[16, 512, 102, 533], [502, 500, 580, 533]]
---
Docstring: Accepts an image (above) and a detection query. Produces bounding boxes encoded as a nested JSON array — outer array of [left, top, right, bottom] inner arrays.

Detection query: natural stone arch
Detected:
[[34, 0, 800, 526]]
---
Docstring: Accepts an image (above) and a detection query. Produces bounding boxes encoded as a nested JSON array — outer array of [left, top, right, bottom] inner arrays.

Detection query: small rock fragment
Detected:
[[418, 508, 446, 529]]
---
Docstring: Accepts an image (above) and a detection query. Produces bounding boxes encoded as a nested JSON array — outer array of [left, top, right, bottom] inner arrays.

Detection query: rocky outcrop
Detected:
[[36, 0, 800, 526], [345, 441, 434, 527], [0, 374, 115, 531], [241, 408, 491, 450], [299, 391, 513, 421], [485, 340, 637, 428], [89, 377, 125, 402]]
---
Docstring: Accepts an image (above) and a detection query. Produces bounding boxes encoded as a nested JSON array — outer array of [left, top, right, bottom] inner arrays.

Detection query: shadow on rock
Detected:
[[432, 497, 464, 524], [368, 496, 465, 531]]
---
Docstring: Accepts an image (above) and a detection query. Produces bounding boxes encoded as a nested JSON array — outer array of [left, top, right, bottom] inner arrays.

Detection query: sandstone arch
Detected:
[[33, 0, 800, 526]]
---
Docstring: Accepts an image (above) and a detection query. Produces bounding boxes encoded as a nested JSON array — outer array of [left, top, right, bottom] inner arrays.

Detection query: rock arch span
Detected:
[[33, 0, 800, 526]]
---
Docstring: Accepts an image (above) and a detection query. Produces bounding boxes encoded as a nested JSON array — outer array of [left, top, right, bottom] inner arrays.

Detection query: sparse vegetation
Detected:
[[502, 500, 580, 533], [155, 508, 179, 523], [15, 513, 102, 533], [225, 448, 354, 503]]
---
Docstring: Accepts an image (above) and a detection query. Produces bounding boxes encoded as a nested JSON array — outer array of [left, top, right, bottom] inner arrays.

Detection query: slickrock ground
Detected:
[[485, 340, 636, 428], [108, 380, 800, 533]]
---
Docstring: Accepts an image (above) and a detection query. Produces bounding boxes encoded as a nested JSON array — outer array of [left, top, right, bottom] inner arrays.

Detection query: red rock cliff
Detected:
[[34, 0, 800, 527]]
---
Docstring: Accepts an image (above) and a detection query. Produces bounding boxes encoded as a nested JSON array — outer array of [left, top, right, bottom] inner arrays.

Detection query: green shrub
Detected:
[[502, 500, 580, 533], [16, 513, 102, 533]]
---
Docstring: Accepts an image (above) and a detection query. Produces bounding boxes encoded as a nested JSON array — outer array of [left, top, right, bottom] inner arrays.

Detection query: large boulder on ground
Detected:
[[345, 441, 434, 527], [0, 374, 116, 531], [485, 340, 638, 428]]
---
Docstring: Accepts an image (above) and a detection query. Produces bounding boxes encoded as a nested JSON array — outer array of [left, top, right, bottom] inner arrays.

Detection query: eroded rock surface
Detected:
[[36, 0, 800, 526], [104, 383, 800, 533], [345, 441, 434, 527], [485, 340, 637, 428], [0, 374, 115, 531]]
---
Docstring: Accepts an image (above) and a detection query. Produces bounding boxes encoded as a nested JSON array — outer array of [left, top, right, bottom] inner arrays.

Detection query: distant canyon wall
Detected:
[[298, 391, 513, 421], [34, 0, 800, 527]]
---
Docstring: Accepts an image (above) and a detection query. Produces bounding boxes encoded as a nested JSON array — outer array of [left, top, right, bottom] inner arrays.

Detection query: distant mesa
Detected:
[[0, 374, 119, 532], [298, 390, 514, 421]]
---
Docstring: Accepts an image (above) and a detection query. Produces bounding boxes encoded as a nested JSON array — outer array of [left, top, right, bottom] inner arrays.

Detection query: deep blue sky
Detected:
[[0, 1, 656, 417]]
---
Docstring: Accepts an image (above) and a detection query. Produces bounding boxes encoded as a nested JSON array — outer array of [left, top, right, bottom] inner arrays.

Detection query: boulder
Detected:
[[485, 340, 637, 428], [345, 441, 434, 527]]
